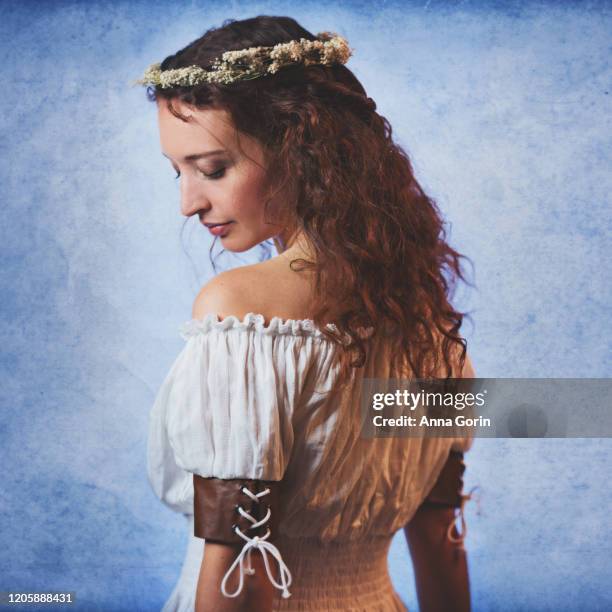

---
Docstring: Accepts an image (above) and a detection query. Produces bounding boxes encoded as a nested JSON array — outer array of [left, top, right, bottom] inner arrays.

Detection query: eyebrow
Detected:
[[162, 149, 226, 162]]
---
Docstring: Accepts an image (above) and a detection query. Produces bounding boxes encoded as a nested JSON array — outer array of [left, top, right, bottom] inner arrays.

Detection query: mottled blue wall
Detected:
[[0, 1, 610, 611]]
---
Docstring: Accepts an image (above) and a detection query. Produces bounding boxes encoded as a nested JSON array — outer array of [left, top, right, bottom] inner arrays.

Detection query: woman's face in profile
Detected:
[[157, 99, 285, 253]]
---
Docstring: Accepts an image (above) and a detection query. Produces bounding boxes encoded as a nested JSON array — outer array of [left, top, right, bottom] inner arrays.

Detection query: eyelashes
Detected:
[[173, 167, 226, 181], [205, 167, 226, 180]]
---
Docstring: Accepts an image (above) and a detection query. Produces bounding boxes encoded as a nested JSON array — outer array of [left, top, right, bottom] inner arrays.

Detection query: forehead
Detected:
[[157, 100, 237, 158]]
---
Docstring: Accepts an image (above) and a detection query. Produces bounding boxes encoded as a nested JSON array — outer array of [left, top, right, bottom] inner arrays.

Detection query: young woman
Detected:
[[139, 15, 477, 612]]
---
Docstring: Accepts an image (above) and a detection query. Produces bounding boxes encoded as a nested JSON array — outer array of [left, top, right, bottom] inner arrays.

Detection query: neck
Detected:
[[273, 228, 315, 261]]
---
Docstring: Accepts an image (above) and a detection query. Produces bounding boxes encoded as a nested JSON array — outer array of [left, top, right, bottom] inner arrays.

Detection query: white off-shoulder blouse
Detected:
[[147, 312, 474, 611]]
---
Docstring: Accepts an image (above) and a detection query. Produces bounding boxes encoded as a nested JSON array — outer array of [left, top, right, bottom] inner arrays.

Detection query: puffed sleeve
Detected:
[[164, 321, 295, 481], [147, 316, 298, 599]]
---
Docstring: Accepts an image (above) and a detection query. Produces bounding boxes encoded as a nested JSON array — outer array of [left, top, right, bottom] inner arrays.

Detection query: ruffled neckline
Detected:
[[179, 312, 343, 341]]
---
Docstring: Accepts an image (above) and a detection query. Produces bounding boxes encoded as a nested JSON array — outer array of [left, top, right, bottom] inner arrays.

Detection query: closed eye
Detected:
[[172, 167, 226, 180], [201, 167, 226, 180]]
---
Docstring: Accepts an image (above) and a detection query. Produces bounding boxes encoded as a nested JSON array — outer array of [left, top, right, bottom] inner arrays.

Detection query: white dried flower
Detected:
[[132, 32, 353, 89]]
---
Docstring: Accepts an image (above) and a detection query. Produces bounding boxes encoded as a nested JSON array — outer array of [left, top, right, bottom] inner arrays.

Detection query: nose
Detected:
[[180, 173, 210, 218]]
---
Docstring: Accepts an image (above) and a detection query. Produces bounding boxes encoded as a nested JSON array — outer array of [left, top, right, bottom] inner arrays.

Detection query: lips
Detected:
[[204, 221, 233, 237]]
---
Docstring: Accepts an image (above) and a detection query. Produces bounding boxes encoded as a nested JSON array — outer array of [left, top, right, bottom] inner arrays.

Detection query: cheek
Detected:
[[230, 169, 269, 218]]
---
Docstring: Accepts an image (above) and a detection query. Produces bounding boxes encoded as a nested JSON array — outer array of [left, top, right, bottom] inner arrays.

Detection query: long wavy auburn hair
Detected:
[[143, 15, 475, 389]]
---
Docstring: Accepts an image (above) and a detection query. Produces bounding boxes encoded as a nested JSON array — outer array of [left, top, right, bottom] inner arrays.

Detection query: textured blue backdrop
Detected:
[[1, 1, 611, 610]]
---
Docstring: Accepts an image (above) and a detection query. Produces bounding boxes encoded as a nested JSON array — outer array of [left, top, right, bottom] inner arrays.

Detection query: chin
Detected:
[[219, 236, 259, 254]]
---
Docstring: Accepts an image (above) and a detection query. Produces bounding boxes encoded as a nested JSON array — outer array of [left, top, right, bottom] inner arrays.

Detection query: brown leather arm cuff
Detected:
[[422, 450, 466, 508], [193, 475, 281, 545]]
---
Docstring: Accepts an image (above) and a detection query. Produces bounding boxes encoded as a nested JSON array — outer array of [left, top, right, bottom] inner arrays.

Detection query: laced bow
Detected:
[[220, 485, 292, 599]]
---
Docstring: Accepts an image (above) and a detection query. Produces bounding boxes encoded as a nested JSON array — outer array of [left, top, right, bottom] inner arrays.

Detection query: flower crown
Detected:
[[133, 31, 352, 88]]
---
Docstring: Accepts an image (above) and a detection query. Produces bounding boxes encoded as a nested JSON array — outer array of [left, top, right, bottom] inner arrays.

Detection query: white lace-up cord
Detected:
[[220, 485, 292, 599], [446, 485, 482, 551]]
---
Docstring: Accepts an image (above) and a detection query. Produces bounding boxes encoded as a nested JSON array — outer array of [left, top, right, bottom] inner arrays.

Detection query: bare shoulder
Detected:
[[192, 257, 314, 323], [191, 262, 277, 321]]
